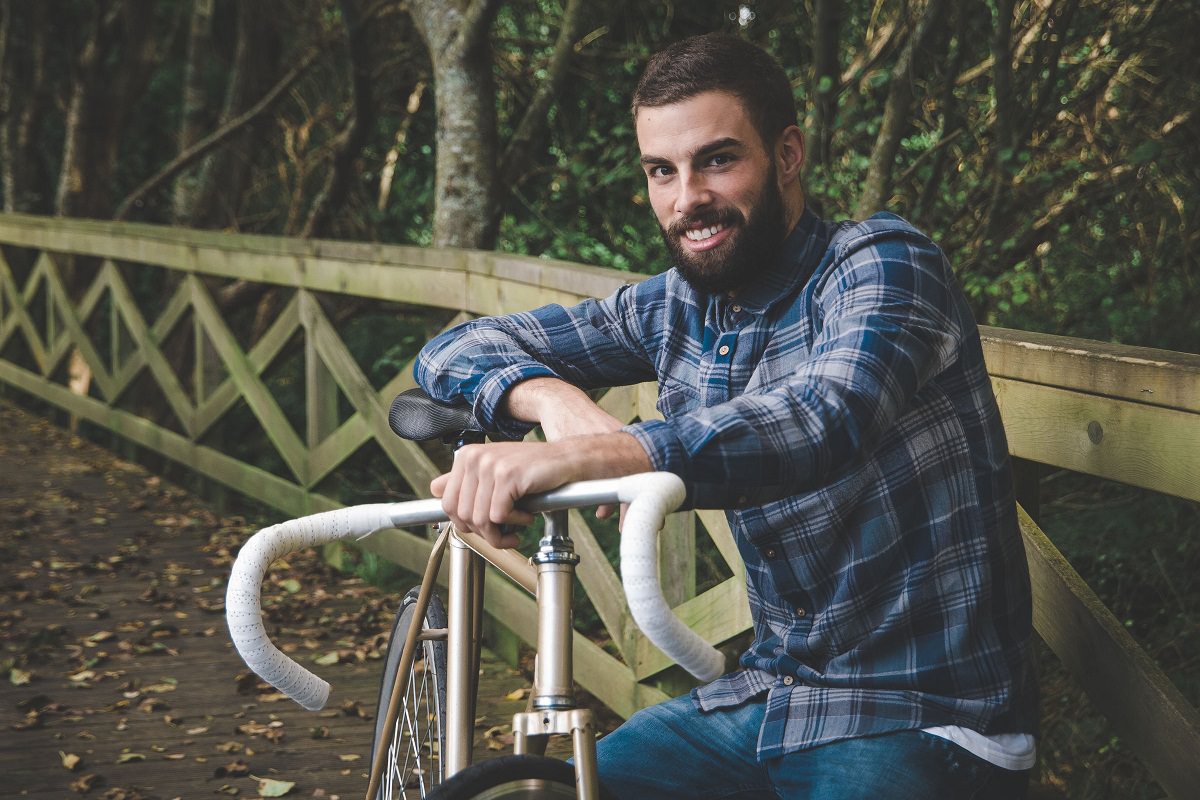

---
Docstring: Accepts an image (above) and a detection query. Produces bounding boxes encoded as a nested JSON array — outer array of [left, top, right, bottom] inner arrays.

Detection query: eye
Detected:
[[707, 153, 734, 168], [646, 164, 674, 179]]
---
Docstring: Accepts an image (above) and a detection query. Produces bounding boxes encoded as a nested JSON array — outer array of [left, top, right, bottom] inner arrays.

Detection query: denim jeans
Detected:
[[594, 694, 1030, 799]]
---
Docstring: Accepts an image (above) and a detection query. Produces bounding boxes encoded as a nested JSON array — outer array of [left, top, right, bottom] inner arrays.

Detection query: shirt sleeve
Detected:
[[415, 280, 659, 439], [624, 219, 964, 507]]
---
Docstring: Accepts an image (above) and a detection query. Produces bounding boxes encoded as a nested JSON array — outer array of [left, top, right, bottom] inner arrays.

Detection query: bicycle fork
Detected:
[[515, 509, 601, 800]]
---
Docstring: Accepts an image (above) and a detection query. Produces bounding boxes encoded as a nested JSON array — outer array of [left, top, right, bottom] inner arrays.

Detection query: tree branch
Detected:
[[300, 0, 376, 238], [497, 0, 590, 189], [114, 48, 322, 221], [855, 0, 951, 217]]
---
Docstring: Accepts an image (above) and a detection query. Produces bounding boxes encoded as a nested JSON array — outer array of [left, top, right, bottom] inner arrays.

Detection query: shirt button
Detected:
[[718, 344, 730, 356], [796, 607, 806, 618], [764, 547, 777, 559], [732, 304, 742, 313], [782, 675, 795, 686]]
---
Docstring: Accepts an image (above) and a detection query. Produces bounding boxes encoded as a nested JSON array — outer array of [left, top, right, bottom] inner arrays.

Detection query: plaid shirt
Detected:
[[416, 209, 1036, 758]]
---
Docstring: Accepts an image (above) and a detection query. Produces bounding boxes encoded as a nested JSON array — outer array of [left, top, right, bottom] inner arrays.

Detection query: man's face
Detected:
[[636, 91, 789, 295]]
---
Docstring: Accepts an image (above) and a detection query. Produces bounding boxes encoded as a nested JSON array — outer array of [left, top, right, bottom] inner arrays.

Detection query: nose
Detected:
[[674, 170, 712, 217]]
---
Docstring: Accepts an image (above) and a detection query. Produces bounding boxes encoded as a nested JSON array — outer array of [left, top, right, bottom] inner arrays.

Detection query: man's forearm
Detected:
[[502, 376, 596, 424], [502, 376, 628, 443]]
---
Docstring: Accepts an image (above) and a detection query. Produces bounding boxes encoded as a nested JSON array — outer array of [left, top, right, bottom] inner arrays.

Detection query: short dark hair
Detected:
[[633, 34, 798, 147]]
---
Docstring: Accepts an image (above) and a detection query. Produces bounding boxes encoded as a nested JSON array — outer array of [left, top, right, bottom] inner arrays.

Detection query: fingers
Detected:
[[431, 444, 538, 548], [594, 502, 629, 532]]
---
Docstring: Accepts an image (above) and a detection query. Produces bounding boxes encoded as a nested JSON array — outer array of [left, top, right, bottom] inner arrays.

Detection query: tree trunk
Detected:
[[408, 0, 501, 250], [977, 0, 1017, 251], [810, 0, 842, 169], [855, 0, 951, 218], [56, 0, 167, 220], [188, 0, 285, 229], [300, 0, 378, 239], [173, 0, 216, 223], [912, 4, 969, 225]]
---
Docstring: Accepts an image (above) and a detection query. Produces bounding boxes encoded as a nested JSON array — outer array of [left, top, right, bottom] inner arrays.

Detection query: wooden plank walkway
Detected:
[[0, 401, 544, 800]]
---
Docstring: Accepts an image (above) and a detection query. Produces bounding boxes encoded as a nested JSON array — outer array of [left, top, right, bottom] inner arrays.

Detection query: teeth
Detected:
[[685, 224, 724, 242]]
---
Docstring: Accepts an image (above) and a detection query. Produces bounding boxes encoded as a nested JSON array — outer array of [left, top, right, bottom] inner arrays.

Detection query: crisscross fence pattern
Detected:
[[1, 213, 1197, 797]]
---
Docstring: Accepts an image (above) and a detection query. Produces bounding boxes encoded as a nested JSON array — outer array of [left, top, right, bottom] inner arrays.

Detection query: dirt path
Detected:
[[0, 402, 538, 799]]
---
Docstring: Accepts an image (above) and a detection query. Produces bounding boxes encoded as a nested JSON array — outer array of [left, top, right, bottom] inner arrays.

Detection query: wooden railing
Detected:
[[1, 213, 1197, 797]]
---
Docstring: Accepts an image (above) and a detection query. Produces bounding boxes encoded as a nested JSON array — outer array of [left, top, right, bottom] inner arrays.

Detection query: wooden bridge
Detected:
[[1, 213, 1197, 798]]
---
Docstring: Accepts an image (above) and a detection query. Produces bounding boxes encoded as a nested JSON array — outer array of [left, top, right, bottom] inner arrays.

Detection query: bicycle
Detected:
[[225, 388, 725, 798]]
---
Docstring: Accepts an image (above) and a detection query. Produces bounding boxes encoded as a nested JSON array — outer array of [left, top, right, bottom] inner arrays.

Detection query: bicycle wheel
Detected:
[[429, 754, 613, 799], [372, 586, 448, 799]]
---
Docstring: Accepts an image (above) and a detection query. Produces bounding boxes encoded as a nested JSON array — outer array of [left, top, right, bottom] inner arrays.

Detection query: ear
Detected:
[[775, 126, 806, 185]]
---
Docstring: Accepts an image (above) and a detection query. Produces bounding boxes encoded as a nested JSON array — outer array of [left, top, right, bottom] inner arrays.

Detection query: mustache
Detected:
[[665, 207, 744, 239]]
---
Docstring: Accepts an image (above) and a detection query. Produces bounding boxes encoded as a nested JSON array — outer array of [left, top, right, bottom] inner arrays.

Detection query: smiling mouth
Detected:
[[684, 223, 726, 242]]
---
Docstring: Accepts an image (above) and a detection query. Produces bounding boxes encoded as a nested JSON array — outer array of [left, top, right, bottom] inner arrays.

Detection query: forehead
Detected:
[[635, 91, 759, 157]]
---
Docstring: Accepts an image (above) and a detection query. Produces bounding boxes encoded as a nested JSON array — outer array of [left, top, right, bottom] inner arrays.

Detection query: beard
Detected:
[[659, 172, 789, 296]]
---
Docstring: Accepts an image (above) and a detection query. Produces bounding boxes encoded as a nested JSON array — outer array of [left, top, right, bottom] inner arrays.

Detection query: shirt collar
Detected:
[[725, 206, 827, 314]]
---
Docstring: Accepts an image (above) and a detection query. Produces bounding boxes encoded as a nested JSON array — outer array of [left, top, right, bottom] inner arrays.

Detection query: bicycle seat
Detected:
[[389, 387, 482, 441]]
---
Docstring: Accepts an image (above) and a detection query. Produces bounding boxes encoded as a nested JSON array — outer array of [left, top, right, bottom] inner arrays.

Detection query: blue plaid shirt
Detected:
[[416, 209, 1036, 757]]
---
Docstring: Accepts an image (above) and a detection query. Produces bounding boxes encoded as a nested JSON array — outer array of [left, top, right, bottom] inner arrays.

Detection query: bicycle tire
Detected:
[[429, 754, 613, 799], [372, 586, 449, 799]]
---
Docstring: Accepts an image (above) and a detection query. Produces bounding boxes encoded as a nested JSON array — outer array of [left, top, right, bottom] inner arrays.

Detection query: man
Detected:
[[416, 33, 1036, 799]]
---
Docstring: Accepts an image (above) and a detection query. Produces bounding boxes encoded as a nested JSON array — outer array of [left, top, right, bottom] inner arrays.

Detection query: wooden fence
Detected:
[[1, 213, 1197, 797]]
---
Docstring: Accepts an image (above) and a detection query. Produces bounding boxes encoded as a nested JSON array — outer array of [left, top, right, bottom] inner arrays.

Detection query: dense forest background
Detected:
[[2, 2, 1198, 799], [2, 0, 1197, 352]]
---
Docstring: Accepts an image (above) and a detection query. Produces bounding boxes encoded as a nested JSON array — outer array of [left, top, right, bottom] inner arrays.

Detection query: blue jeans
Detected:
[[594, 695, 1030, 799]]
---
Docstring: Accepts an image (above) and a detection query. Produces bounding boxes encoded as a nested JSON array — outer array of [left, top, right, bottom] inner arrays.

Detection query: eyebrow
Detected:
[[639, 136, 747, 166]]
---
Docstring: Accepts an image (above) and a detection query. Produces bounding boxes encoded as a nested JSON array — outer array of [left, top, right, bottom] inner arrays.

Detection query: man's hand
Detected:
[[430, 432, 651, 548], [501, 377, 627, 521]]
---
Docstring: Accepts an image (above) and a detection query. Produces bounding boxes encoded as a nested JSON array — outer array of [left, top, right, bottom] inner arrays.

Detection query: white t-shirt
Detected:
[[921, 725, 1036, 771]]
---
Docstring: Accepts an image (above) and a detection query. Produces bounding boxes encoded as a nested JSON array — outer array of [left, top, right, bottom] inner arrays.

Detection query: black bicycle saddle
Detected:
[[388, 387, 481, 442]]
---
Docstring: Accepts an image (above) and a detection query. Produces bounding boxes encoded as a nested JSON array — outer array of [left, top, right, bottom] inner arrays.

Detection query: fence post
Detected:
[[306, 328, 342, 566]]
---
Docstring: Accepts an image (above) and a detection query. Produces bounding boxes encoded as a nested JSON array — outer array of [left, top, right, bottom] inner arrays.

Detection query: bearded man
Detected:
[[415, 33, 1037, 799]]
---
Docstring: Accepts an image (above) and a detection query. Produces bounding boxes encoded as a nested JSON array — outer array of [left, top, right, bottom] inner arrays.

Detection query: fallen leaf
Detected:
[[256, 777, 296, 797], [60, 751, 83, 771], [483, 725, 512, 751], [10, 667, 33, 686], [279, 578, 302, 594], [141, 682, 177, 694], [338, 754, 360, 762], [503, 687, 529, 701], [70, 773, 103, 793], [313, 652, 339, 666], [214, 759, 250, 778], [116, 752, 146, 763], [137, 697, 168, 713]]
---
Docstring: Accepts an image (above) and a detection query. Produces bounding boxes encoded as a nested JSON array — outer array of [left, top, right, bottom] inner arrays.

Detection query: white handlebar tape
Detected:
[[225, 504, 395, 710], [225, 474, 726, 712], [617, 474, 726, 682]]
